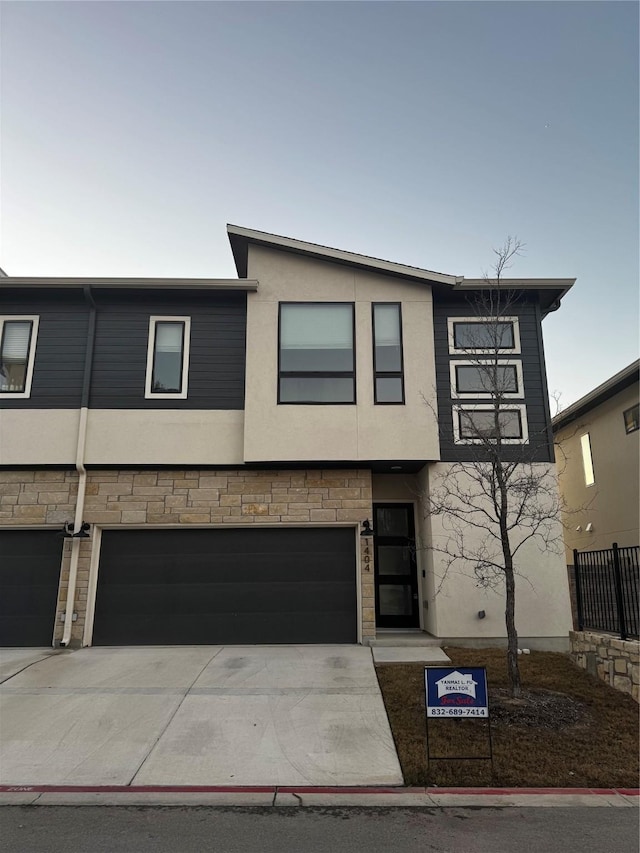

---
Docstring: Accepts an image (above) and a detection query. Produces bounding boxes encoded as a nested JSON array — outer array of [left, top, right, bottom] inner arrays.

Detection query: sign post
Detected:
[[424, 666, 493, 766]]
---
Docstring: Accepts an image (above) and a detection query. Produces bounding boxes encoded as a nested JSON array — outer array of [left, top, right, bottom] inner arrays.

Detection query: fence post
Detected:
[[611, 543, 628, 641], [573, 548, 584, 631]]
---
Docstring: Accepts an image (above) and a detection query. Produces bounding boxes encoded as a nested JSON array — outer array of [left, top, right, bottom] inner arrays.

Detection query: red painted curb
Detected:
[[1, 785, 638, 796]]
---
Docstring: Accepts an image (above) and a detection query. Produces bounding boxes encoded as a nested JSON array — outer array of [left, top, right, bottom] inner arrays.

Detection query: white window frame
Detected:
[[450, 359, 525, 400], [145, 316, 191, 400], [452, 403, 529, 445], [447, 316, 521, 355], [0, 315, 39, 399], [580, 433, 595, 486]]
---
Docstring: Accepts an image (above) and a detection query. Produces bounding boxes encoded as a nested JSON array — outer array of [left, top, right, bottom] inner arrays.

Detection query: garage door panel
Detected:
[[0, 531, 63, 647], [94, 528, 357, 645], [100, 555, 356, 587], [94, 610, 356, 646]]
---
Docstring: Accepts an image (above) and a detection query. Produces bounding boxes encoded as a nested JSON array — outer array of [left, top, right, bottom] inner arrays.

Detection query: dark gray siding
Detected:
[[433, 293, 554, 463], [89, 291, 246, 409], [0, 288, 247, 410], [0, 289, 88, 408]]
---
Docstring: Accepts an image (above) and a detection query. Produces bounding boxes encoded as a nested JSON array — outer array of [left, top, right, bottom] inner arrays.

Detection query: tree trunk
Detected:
[[504, 566, 521, 698]]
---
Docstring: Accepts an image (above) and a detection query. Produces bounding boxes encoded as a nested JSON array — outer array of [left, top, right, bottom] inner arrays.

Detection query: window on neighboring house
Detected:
[[145, 317, 191, 399], [372, 303, 404, 404], [278, 303, 355, 403], [623, 404, 639, 434], [450, 360, 524, 399], [453, 405, 528, 444], [0, 316, 39, 397], [580, 433, 595, 486], [448, 317, 521, 354]]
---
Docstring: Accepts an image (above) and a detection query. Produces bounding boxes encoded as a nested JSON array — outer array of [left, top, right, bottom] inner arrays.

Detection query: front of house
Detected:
[[0, 226, 574, 649]]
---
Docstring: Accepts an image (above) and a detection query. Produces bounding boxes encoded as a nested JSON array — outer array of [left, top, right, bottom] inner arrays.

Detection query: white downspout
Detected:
[[60, 406, 88, 647], [59, 284, 96, 648]]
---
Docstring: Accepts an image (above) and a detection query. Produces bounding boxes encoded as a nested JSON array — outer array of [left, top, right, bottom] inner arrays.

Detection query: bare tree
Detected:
[[425, 238, 564, 698]]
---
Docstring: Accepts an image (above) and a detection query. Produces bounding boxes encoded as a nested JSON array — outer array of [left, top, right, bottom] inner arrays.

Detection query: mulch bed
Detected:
[[375, 647, 639, 788]]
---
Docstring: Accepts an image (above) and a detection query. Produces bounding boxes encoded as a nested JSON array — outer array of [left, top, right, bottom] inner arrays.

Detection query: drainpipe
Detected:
[[60, 286, 96, 647]]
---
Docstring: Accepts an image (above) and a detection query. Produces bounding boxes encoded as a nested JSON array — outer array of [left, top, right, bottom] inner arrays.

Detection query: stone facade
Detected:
[[0, 468, 374, 646], [570, 630, 640, 703]]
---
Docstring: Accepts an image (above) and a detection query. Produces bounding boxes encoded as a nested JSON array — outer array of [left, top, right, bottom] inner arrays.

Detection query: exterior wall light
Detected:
[[360, 519, 376, 538], [58, 521, 91, 539]]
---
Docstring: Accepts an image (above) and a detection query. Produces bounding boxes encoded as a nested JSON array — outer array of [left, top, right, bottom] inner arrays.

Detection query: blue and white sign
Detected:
[[425, 667, 489, 718]]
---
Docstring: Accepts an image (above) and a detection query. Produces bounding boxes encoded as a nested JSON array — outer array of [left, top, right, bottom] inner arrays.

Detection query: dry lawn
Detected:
[[376, 648, 639, 788]]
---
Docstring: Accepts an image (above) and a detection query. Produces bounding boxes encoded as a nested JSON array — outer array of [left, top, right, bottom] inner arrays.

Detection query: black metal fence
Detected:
[[573, 544, 639, 640]]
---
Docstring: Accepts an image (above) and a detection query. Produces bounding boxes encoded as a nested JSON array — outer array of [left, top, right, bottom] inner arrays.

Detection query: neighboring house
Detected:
[[553, 360, 640, 559], [0, 225, 574, 650]]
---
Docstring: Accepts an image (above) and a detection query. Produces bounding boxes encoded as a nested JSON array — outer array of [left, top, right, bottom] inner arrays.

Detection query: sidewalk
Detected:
[[1, 784, 638, 807]]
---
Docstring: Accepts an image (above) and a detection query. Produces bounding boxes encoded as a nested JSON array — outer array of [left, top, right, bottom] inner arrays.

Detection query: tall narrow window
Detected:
[[580, 433, 595, 486], [279, 303, 355, 403], [0, 317, 38, 397], [373, 303, 404, 404], [145, 317, 190, 399]]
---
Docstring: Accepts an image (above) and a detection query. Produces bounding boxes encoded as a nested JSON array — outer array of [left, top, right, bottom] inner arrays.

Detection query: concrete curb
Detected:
[[0, 785, 638, 808]]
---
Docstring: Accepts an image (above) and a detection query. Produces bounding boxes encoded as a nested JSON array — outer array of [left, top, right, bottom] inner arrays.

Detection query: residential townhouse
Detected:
[[0, 225, 574, 650]]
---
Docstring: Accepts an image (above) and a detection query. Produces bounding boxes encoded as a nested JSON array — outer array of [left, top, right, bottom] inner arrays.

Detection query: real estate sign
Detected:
[[424, 667, 489, 718]]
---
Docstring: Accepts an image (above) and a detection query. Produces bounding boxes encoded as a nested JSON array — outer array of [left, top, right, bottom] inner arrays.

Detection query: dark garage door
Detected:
[[0, 530, 63, 647], [93, 527, 357, 645]]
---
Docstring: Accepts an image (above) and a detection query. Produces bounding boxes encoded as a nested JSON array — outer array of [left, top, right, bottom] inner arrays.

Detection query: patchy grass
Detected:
[[376, 648, 639, 788]]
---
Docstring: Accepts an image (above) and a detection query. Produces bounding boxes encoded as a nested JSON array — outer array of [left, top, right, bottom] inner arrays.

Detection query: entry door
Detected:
[[374, 504, 419, 628]]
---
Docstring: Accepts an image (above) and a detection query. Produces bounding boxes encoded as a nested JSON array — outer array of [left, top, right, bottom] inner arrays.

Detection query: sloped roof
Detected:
[[227, 224, 574, 314], [552, 359, 640, 431]]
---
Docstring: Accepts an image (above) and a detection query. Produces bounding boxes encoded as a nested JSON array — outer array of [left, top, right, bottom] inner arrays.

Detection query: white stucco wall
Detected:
[[0, 409, 81, 465], [85, 410, 245, 465], [418, 461, 572, 644], [0, 409, 245, 466], [243, 245, 440, 463]]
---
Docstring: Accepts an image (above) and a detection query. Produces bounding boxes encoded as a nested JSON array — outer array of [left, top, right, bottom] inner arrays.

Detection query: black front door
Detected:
[[374, 504, 419, 628]]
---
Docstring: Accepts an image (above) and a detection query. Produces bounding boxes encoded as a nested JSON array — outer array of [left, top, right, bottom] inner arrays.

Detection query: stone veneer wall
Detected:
[[0, 469, 374, 646], [569, 630, 639, 703]]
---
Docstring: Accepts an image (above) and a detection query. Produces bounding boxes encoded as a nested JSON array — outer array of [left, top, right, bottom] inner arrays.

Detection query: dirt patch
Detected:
[[489, 688, 590, 730]]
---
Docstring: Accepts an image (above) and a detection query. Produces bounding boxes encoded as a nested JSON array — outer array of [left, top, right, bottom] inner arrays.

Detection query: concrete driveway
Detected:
[[0, 646, 403, 787]]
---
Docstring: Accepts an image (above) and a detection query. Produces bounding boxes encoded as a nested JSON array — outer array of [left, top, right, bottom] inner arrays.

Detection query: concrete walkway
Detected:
[[0, 646, 403, 788]]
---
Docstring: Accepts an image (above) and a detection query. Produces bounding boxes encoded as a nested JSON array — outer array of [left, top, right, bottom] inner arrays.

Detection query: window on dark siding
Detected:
[[145, 317, 190, 399], [453, 320, 515, 350], [372, 303, 404, 404], [279, 303, 355, 403], [455, 407, 527, 442], [455, 363, 518, 395], [0, 317, 37, 396], [623, 404, 639, 434]]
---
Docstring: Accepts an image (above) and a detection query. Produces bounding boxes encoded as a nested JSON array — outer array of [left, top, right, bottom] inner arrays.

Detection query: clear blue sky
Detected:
[[1, 1, 637, 407]]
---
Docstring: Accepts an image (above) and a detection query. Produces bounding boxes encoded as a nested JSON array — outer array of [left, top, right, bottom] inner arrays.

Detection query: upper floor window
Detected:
[[372, 303, 404, 404], [452, 404, 529, 444], [448, 317, 521, 355], [278, 303, 355, 404], [450, 359, 524, 399], [145, 317, 191, 399], [580, 433, 595, 486], [0, 316, 39, 398], [623, 404, 639, 434]]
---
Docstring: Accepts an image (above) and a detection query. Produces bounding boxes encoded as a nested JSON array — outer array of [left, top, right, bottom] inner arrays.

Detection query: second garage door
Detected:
[[93, 527, 357, 645]]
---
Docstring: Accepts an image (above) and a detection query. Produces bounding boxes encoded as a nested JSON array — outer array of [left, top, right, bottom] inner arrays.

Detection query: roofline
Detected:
[[227, 224, 461, 285], [552, 359, 640, 431], [0, 277, 259, 291], [226, 225, 574, 313]]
